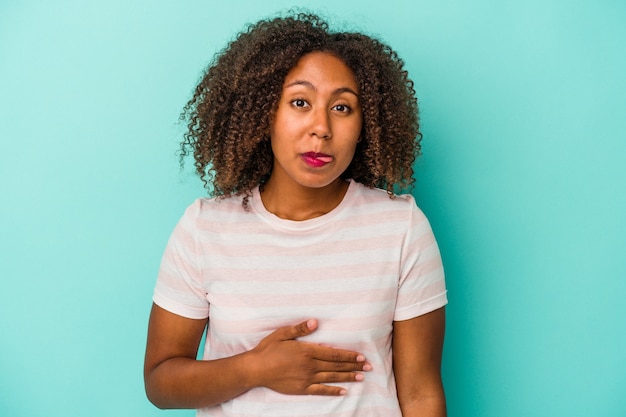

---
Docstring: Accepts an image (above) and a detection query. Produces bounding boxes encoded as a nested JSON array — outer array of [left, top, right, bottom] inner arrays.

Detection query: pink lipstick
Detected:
[[301, 152, 333, 167]]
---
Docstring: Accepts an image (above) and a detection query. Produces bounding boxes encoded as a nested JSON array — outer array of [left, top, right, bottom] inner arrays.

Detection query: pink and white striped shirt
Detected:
[[154, 179, 447, 417]]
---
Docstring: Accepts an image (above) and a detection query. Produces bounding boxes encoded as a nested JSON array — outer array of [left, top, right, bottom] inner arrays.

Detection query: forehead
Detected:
[[283, 51, 358, 91]]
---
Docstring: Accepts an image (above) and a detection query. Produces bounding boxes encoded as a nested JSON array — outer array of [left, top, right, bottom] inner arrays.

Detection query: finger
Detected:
[[313, 359, 371, 373], [309, 345, 366, 363], [271, 319, 318, 341], [304, 383, 348, 396], [312, 371, 365, 384]]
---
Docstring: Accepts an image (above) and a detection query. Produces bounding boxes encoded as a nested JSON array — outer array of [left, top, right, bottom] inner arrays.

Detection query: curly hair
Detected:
[[180, 12, 421, 200]]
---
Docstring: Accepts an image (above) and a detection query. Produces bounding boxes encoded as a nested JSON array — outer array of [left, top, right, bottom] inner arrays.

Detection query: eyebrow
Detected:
[[284, 80, 359, 98]]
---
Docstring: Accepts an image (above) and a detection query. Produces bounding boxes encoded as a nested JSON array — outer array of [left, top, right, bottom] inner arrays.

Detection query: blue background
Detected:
[[1, 1, 625, 416]]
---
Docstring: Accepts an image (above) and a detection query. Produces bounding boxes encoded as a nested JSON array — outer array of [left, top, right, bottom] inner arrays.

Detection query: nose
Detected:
[[310, 108, 332, 140]]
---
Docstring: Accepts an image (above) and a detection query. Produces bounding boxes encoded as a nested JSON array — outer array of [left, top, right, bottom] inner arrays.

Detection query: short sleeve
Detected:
[[394, 199, 448, 321], [152, 200, 210, 319]]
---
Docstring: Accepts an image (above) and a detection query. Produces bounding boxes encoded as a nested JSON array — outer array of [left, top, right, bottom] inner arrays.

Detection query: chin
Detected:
[[299, 177, 344, 190]]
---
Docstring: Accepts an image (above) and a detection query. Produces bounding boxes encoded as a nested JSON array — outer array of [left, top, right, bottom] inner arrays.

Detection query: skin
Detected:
[[261, 51, 362, 221], [393, 308, 447, 417], [144, 51, 446, 416], [144, 306, 370, 408]]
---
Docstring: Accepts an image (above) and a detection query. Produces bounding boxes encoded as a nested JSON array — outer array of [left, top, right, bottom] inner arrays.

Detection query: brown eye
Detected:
[[291, 99, 308, 108], [332, 104, 351, 113]]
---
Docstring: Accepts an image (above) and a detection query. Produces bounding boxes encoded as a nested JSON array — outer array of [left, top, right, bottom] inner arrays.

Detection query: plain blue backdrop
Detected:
[[1, 0, 625, 416]]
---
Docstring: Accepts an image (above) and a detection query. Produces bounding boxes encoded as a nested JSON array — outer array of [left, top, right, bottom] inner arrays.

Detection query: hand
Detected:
[[248, 319, 372, 396]]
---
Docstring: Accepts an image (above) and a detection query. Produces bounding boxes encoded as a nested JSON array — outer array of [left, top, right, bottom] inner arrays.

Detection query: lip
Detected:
[[301, 152, 333, 168]]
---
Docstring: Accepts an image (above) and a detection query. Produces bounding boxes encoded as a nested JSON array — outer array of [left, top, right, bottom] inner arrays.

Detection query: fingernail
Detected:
[[307, 319, 316, 329], [356, 355, 365, 362], [355, 373, 364, 381], [339, 389, 347, 395], [362, 363, 373, 371]]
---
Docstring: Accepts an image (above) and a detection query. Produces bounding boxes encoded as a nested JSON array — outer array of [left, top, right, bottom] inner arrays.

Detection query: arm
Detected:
[[144, 303, 370, 409], [393, 307, 446, 417]]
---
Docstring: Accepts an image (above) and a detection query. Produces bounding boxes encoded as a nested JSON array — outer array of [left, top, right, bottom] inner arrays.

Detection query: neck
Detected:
[[260, 179, 349, 221]]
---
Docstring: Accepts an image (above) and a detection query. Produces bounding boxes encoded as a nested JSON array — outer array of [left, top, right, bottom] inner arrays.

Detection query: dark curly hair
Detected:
[[180, 12, 421, 200]]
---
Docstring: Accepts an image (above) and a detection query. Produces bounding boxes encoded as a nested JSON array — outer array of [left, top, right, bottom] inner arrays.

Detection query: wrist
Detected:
[[238, 348, 264, 391]]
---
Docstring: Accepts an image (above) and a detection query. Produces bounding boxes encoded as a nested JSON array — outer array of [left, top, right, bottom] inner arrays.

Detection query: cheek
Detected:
[[270, 112, 299, 141], [346, 119, 363, 147], [340, 138, 359, 165]]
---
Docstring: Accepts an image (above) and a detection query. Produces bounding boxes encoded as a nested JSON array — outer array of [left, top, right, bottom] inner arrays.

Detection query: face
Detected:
[[268, 51, 362, 192]]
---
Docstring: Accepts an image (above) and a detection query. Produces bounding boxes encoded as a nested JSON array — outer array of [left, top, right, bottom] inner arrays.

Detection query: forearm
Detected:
[[399, 389, 446, 417], [145, 312, 368, 409], [392, 309, 447, 417], [145, 352, 255, 409]]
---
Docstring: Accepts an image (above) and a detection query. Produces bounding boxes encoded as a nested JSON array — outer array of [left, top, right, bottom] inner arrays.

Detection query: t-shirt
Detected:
[[154, 179, 448, 416]]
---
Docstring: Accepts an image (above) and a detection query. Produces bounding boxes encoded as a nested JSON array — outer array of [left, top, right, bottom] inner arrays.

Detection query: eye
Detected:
[[332, 104, 352, 114], [291, 98, 309, 108]]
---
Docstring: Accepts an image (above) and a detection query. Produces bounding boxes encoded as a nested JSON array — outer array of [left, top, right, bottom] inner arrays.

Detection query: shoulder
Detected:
[[185, 194, 245, 214], [348, 182, 433, 234], [351, 181, 422, 214], [177, 194, 249, 229]]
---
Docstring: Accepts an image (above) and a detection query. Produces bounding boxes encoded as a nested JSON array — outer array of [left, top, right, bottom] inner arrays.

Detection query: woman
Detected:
[[144, 12, 447, 417]]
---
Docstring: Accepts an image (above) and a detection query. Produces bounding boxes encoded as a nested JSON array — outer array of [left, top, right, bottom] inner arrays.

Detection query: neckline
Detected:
[[250, 179, 357, 232]]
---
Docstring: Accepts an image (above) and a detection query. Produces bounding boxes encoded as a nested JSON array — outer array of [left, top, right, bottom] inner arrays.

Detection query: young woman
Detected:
[[144, 12, 447, 417]]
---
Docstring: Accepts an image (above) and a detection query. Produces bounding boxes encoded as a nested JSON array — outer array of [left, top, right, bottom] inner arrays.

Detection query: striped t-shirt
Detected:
[[154, 179, 447, 417]]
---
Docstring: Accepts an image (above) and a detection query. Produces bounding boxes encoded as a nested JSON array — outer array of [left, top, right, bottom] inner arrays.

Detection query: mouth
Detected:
[[301, 152, 333, 168]]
